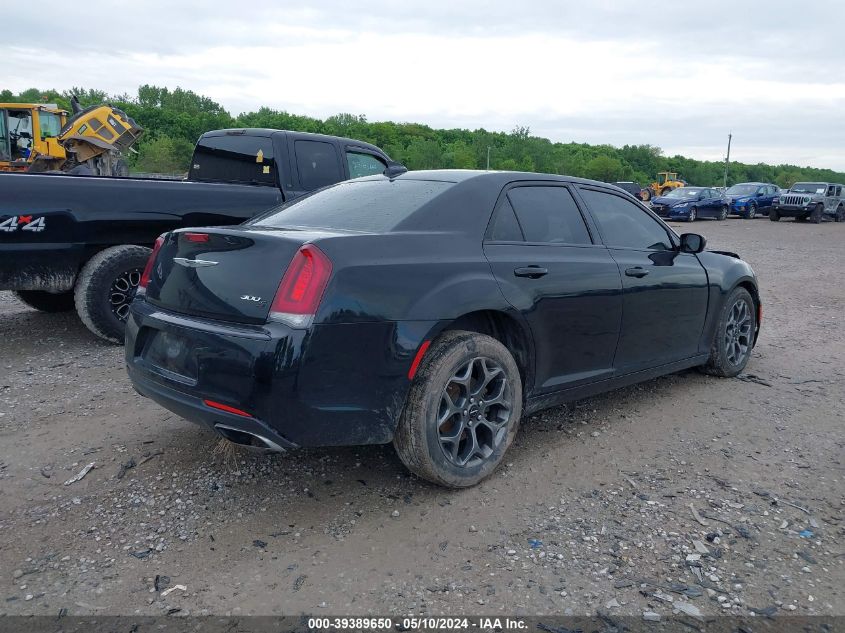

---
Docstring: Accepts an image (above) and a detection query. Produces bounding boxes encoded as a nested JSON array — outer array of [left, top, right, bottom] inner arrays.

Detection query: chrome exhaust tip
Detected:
[[213, 424, 286, 453]]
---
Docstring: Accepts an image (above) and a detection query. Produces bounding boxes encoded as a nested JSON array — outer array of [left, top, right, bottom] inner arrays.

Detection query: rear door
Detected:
[[288, 137, 344, 198], [576, 186, 709, 373], [703, 189, 720, 217], [483, 183, 623, 393]]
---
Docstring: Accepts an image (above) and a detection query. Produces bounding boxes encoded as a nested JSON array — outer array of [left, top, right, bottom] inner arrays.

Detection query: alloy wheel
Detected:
[[724, 299, 752, 366], [688, 207, 697, 222], [109, 268, 142, 321], [747, 203, 756, 219], [437, 356, 512, 468]]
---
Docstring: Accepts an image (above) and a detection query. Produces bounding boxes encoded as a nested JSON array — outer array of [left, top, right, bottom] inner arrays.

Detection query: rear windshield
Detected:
[[250, 179, 453, 232]]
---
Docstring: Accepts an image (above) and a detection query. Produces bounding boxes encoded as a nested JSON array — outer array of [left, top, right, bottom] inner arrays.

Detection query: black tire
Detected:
[[769, 208, 780, 221], [642, 188, 653, 202], [836, 205, 845, 222], [393, 330, 523, 488], [74, 245, 151, 344], [699, 286, 756, 378], [687, 207, 697, 222], [13, 290, 75, 313], [718, 205, 729, 221], [745, 202, 756, 219], [810, 204, 823, 224]]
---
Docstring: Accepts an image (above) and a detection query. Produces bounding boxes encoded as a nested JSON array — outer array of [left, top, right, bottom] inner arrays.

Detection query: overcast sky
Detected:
[[5, 1, 843, 170]]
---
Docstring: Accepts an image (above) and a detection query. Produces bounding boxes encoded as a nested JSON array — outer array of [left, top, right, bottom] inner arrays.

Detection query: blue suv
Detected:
[[725, 182, 779, 219]]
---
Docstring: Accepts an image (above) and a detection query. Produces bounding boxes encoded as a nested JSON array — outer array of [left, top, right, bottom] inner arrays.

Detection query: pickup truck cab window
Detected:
[[295, 140, 342, 191], [506, 185, 592, 245], [579, 188, 673, 251], [190, 134, 276, 186], [346, 151, 386, 179]]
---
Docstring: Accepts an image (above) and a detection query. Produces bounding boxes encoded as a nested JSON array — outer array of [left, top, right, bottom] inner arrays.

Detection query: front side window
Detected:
[[506, 186, 592, 245], [346, 151, 386, 179], [579, 188, 673, 251], [39, 111, 63, 139], [189, 135, 276, 186], [295, 140, 342, 191]]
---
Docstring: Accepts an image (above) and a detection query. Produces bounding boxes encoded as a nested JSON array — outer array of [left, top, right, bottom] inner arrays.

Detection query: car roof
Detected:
[[360, 169, 618, 188], [731, 182, 770, 186]]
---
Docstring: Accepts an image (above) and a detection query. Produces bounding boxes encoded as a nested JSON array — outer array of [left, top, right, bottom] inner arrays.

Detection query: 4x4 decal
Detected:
[[0, 216, 46, 233]]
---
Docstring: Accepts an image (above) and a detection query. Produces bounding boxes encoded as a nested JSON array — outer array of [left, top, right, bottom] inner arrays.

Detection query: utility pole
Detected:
[[723, 133, 732, 189], [486, 146, 491, 170]]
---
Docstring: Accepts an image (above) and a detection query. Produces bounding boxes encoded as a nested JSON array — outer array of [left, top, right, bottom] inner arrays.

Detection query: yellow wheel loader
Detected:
[[0, 96, 142, 176], [642, 171, 685, 201]]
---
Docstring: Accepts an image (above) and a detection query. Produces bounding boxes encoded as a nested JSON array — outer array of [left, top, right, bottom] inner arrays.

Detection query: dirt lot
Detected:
[[0, 217, 842, 619]]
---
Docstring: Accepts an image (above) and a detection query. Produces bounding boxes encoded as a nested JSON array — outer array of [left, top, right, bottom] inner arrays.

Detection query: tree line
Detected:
[[3, 85, 843, 188]]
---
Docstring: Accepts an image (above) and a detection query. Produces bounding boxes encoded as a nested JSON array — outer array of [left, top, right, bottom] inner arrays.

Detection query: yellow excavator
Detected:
[[641, 171, 686, 201], [0, 96, 142, 176]]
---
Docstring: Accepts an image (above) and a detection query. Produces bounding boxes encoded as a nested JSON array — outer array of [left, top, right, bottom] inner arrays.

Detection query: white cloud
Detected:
[[4, 1, 844, 170]]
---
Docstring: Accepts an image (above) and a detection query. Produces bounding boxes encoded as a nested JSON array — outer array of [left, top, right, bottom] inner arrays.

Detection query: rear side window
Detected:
[[295, 140, 342, 191], [190, 135, 276, 186], [579, 188, 673, 251], [506, 186, 591, 244], [486, 198, 524, 241], [346, 151, 386, 179], [251, 179, 453, 232]]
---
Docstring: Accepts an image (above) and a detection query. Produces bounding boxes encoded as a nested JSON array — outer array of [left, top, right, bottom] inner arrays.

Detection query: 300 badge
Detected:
[[0, 215, 46, 233]]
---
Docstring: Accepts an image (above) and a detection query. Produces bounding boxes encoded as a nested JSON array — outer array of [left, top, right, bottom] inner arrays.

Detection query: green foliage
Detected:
[[3, 85, 844, 186]]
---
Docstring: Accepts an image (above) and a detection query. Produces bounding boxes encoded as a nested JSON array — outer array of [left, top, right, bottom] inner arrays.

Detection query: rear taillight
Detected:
[[137, 235, 165, 296], [269, 244, 332, 328], [183, 232, 210, 243]]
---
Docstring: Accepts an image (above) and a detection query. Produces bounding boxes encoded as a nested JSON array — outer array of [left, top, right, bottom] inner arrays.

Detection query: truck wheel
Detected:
[[74, 245, 152, 344], [836, 205, 845, 222], [393, 331, 523, 488], [810, 204, 823, 224], [769, 208, 780, 221], [13, 290, 75, 313], [699, 286, 756, 378]]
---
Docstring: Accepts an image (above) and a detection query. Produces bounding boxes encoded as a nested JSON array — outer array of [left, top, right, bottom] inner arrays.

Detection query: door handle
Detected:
[[625, 266, 649, 278], [514, 266, 549, 279]]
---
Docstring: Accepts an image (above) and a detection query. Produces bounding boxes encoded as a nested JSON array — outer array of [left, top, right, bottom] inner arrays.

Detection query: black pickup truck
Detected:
[[0, 128, 395, 342]]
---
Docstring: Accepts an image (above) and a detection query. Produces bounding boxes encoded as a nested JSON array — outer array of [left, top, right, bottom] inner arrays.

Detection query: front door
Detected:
[[576, 186, 709, 374], [483, 183, 623, 393]]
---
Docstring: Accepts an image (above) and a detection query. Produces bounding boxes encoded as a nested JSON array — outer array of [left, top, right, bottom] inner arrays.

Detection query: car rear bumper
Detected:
[[125, 298, 433, 448]]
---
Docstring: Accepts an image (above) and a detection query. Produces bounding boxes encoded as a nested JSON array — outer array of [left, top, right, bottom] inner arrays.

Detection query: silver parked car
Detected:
[[771, 182, 845, 223]]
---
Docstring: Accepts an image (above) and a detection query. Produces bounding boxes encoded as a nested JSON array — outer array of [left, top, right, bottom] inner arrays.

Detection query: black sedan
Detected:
[[126, 171, 761, 488], [650, 187, 729, 221]]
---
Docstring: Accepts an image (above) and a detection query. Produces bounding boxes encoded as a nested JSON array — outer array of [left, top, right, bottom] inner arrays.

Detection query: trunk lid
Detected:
[[145, 227, 330, 324]]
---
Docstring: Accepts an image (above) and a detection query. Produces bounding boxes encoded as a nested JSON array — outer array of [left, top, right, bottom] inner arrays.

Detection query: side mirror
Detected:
[[680, 233, 706, 254]]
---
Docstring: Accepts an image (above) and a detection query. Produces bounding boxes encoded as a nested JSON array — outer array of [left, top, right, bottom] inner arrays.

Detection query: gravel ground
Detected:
[[0, 217, 842, 619]]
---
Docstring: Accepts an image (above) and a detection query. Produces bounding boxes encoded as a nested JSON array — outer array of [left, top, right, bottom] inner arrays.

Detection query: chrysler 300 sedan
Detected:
[[126, 171, 761, 488]]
